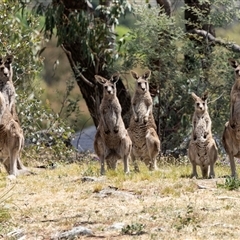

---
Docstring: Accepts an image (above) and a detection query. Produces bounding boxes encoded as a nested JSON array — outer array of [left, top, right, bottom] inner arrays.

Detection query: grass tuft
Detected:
[[217, 176, 240, 190], [121, 222, 145, 235], [0, 207, 11, 223]]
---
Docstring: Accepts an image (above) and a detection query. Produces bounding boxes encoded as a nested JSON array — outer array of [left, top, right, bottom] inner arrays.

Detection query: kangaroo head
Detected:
[[0, 55, 13, 82], [191, 92, 208, 114], [95, 72, 120, 96], [229, 58, 240, 79], [131, 70, 151, 94]]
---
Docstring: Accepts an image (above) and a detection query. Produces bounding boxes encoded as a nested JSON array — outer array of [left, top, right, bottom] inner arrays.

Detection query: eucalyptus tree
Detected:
[[33, 0, 171, 128]]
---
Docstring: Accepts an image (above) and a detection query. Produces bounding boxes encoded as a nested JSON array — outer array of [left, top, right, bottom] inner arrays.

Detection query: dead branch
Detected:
[[61, 44, 95, 88], [189, 29, 240, 53]]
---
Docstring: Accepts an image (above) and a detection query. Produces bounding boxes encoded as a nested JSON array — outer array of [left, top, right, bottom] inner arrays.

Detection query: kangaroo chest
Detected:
[[101, 101, 120, 120]]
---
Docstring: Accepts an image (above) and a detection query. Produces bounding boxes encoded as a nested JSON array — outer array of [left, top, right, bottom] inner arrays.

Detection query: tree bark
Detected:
[[156, 0, 171, 16]]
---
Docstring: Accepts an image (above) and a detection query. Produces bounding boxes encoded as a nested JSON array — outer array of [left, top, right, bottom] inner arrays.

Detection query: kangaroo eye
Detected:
[[197, 103, 200, 106], [202, 103, 205, 106], [236, 69, 239, 74]]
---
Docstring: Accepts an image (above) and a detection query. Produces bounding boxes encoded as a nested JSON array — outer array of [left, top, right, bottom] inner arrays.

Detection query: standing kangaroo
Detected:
[[188, 92, 218, 178], [94, 73, 132, 175], [128, 70, 161, 171], [0, 55, 29, 178], [222, 59, 240, 177]]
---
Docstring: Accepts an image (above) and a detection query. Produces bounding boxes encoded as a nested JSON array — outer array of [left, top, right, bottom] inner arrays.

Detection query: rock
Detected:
[[108, 222, 126, 230], [6, 229, 25, 239], [95, 187, 135, 199], [52, 226, 93, 239]]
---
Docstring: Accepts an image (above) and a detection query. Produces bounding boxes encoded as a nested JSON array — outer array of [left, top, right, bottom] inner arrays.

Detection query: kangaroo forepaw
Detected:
[[143, 116, 148, 124], [114, 126, 119, 133], [204, 132, 208, 139], [104, 129, 110, 134]]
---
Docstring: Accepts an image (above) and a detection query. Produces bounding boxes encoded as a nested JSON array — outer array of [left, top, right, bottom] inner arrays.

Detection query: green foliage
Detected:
[[174, 204, 200, 231], [0, 2, 43, 91], [41, 0, 131, 71], [217, 176, 240, 190], [0, 1, 79, 163], [121, 222, 145, 235], [119, 2, 240, 153], [210, 0, 240, 27], [18, 81, 76, 162]]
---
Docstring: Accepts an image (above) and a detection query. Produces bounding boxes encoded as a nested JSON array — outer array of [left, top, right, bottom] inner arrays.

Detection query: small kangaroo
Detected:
[[128, 70, 161, 171], [222, 58, 240, 177], [94, 73, 132, 175], [188, 92, 218, 178]]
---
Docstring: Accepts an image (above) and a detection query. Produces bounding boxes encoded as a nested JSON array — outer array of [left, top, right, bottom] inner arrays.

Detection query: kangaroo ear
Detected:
[[201, 91, 208, 101], [191, 92, 198, 101], [142, 70, 151, 80], [111, 72, 120, 84], [4, 55, 13, 70], [95, 75, 107, 85], [229, 58, 238, 69], [130, 70, 139, 80], [5, 55, 13, 65]]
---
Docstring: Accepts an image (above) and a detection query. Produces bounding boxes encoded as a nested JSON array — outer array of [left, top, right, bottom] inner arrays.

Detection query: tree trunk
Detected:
[[58, 0, 131, 128], [156, 0, 172, 16]]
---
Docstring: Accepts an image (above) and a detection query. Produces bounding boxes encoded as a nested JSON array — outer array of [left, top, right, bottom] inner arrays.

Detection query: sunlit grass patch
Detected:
[[215, 161, 233, 178], [93, 183, 104, 193], [173, 204, 202, 232], [0, 207, 11, 223], [0, 186, 14, 235], [161, 185, 180, 197], [80, 160, 100, 177], [0, 207, 11, 236], [0, 175, 7, 188]]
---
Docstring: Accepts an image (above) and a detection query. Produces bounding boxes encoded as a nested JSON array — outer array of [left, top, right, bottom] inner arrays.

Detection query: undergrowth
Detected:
[[217, 176, 240, 190]]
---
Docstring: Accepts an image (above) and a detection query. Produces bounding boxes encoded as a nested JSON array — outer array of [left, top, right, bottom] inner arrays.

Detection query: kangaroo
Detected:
[[0, 55, 29, 178], [128, 70, 161, 171], [94, 73, 132, 175], [188, 92, 218, 178], [222, 58, 240, 177]]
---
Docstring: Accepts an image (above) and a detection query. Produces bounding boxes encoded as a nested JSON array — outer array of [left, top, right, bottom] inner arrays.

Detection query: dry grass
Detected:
[[0, 157, 240, 239]]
